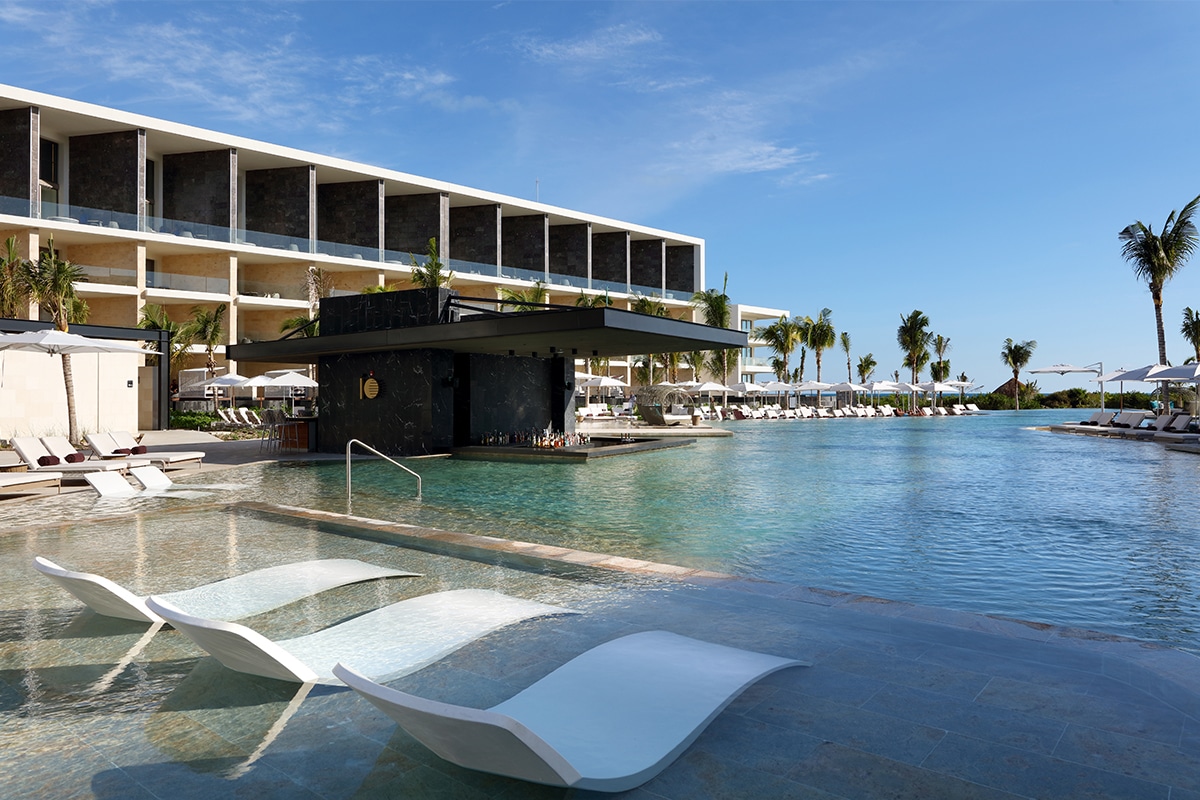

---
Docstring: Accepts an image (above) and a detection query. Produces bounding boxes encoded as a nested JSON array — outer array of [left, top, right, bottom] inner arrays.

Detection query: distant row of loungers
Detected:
[[1049, 410, 1200, 443], [715, 403, 985, 420]]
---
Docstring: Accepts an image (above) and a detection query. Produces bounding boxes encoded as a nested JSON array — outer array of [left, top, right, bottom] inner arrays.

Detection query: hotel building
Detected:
[[0, 84, 784, 433]]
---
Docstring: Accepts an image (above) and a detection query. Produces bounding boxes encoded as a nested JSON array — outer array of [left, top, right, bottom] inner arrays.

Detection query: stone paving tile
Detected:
[[745, 686, 946, 766], [1051, 724, 1200, 792], [639, 747, 842, 799], [862, 683, 1067, 755], [819, 645, 992, 701], [764, 660, 886, 707], [692, 712, 824, 776], [788, 741, 1023, 800], [922, 731, 1171, 799], [918, 642, 1099, 695], [976, 676, 1187, 746]]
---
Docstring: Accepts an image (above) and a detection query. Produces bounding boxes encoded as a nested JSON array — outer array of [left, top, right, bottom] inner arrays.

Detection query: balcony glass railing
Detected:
[[315, 239, 379, 260], [146, 272, 230, 294], [0, 194, 32, 216], [76, 263, 137, 287], [41, 202, 140, 231], [383, 248, 422, 265], [663, 287, 692, 301], [592, 277, 629, 295], [630, 283, 665, 298], [237, 228, 310, 252], [237, 279, 306, 300], [148, 215, 233, 242], [500, 264, 549, 283], [741, 356, 772, 367]]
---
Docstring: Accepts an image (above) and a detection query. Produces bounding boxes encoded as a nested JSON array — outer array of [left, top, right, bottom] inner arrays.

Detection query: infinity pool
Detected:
[[252, 408, 1200, 652]]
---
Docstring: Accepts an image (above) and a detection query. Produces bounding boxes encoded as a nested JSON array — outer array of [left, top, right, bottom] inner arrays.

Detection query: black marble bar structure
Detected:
[[319, 288, 459, 336]]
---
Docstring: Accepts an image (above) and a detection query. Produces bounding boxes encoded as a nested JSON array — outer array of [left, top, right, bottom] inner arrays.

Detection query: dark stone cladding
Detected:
[[317, 180, 380, 249], [591, 231, 628, 285], [385, 193, 442, 254], [501, 214, 547, 274], [69, 130, 140, 214], [317, 347, 455, 455], [549, 223, 588, 278], [163, 150, 234, 228], [631, 239, 664, 290], [0, 107, 33, 202], [449, 204, 498, 265], [245, 165, 310, 239], [667, 245, 696, 293], [319, 288, 460, 336]]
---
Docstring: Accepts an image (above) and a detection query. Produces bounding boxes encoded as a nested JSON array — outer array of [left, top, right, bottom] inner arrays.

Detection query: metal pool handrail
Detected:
[[346, 439, 422, 502]]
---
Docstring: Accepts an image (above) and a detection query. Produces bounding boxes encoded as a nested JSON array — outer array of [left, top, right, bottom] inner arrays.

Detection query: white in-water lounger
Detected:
[[333, 630, 807, 793], [145, 589, 575, 685], [33, 556, 420, 623]]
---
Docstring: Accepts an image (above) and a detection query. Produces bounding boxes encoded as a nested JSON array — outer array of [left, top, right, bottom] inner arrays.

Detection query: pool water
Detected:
[[297, 409, 1200, 652]]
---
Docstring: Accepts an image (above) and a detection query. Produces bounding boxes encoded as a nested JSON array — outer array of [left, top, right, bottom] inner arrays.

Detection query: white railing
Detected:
[[345, 439, 422, 507]]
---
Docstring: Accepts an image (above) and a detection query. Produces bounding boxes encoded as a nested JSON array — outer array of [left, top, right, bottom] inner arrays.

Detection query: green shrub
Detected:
[[170, 410, 218, 430]]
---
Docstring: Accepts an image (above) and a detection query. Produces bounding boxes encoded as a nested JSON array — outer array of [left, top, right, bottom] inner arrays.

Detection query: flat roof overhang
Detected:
[[228, 307, 747, 364]]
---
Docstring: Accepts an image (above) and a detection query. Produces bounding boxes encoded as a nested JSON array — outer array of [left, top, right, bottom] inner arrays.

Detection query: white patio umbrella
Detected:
[[829, 381, 867, 408], [1093, 369, 1132, 411], [1149, 363, 1200, 381], [917, 381, 958, 408], [760, 380, 794, 407], [1111, 363, 1175, 412], [795, 380, 831, 409], [728, 382, 765, 394], [0, 330, 157, 441], [582, 375, 628, 404], [1030, 362, 1107, 412], [192, 371, 250, 408], [266, 371, 320, 413]]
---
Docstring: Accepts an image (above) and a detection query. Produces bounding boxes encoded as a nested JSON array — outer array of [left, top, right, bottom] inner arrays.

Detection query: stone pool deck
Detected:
[[1, 436, 1199, 798]]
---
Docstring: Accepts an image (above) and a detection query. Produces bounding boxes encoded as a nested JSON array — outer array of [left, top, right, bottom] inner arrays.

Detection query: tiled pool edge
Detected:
[[235, 501, 1200, 723]]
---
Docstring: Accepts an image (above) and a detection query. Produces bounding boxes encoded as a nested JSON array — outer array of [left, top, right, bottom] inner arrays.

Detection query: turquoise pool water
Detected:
[[281, 409, 1200, 652]]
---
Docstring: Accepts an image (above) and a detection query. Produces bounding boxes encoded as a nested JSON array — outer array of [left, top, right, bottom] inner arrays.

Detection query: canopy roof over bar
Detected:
[[229, 305, 746, 364]]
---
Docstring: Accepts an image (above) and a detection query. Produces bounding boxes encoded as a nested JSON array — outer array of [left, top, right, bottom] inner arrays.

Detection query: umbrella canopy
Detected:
[[574, 371, 597, 382], [1029, 363, 1097, 375], [240, 374, 279, 388], [674, 379, 702, 389], [1110, 364, 1171, 383], [917, 381, 958, 393], [760, 381, 793, 393], [193, 372, 250, 388], [268, 371, 319, 389], [794, 380, 832, 392], [689, 381, 729, 393], [581, 375, 629, 389], [1093, 370, 1130, 383], [0, 329, 156, 355], [866, 380, 902, 393], [1150, 363, 1200, 382], [728, 382, 765, 394], [829, 381, 868, 392]]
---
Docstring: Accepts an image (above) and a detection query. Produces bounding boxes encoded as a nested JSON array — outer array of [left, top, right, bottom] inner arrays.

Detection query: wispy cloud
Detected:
[[517, 23, 662, 64]]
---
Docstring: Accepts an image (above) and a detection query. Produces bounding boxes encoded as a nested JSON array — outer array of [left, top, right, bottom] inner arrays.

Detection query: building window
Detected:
[[39, 138, 60, 213], [145, 159, 155, 217]]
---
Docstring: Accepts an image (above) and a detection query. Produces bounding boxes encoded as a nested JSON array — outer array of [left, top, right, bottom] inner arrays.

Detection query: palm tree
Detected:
[[187, 303, 227, 378], [856, 353, 877, 385], [1000, 338, 1038, 411], [1119, 194, 1200, 371], [1182, 307, 1200, 363], [806, 308, 836, 382], [138, 303, 194, 385], [930, 334, 951, 382], [684, 350, 706, 381], [410, 237, 454, 289], [20, 238, 88, 442], [280, 315, 319, 337], [691, 273, 734, 386], [757, 315, 802, 382], [896, 310, 932, 384], [498, 281, 548, 312], [630, 296, 670, 384], [839, 331, 852, 382], [575, 290, 612, 308], [1, 235, 29, 319]]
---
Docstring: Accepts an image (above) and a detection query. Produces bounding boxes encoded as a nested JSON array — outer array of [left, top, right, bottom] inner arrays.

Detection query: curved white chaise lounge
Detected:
[[145, 589, 575, 685], [333, 630, 807, 793], [33, 556, 419, 623]]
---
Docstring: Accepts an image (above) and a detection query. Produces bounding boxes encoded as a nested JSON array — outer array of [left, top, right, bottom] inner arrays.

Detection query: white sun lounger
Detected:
[[0, 472, 62, 494], [107, 431, 205, 469], [34, 556, 419, 623], [12, 437, 134, 473], [333, 630, 806, 792], [145, 589, 574, 685], [129, 465, 245, 492]]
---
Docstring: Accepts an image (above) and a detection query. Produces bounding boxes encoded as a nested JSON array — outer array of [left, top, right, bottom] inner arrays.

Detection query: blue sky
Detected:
[[3, 0, 1200, 391]]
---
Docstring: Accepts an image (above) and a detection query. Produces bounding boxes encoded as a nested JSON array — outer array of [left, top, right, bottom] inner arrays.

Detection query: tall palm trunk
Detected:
[[1012, 368, 1021, 412], [1152, 286, 1169, 408], [62, 352, 79, 444]]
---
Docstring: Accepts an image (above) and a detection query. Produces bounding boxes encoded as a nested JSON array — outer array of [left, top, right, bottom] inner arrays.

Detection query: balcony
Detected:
[[146, 271, 229, 295], [76, 263, 137, 287]]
